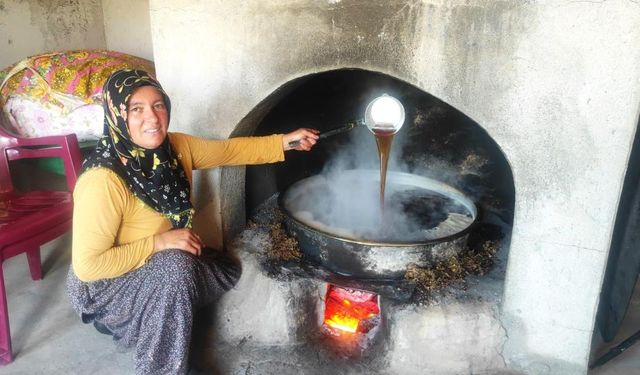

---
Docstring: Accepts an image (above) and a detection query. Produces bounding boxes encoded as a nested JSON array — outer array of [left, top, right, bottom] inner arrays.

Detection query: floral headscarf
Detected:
[[82, 69, 194, 228]]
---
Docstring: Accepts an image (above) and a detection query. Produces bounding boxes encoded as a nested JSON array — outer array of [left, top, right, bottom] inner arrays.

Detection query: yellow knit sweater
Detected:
[[72, 132, 284, 282]]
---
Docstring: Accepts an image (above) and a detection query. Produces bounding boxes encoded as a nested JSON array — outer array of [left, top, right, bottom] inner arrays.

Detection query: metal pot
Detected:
[[279, 170, 478, 279]]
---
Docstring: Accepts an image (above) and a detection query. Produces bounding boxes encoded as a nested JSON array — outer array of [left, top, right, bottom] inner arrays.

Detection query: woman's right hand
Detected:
[[153, 228, 204, 256], [283, 128, 319, 151]]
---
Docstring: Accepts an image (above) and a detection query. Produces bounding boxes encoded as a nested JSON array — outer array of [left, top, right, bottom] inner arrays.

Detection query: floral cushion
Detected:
[[0, 49, 154, 140], [3, 96, 103, 142]]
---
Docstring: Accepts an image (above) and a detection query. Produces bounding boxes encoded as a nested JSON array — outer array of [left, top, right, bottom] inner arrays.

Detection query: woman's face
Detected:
[[126, 86, 169, 149]]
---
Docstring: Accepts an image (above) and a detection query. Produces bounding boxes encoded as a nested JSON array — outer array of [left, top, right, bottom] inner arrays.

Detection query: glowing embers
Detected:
[[323, 284, 381, 335]]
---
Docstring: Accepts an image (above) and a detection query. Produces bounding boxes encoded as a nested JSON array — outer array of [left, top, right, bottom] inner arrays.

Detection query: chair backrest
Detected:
[[0, 123, 82, 198], [0, 125, 18, 198]]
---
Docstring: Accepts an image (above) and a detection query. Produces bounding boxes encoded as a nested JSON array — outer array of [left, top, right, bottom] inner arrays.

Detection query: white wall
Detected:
[[0, 0, 153, 70], [101, 0, 153, 61], [0, 0, 106, 69], [148, 1, 640, 374]]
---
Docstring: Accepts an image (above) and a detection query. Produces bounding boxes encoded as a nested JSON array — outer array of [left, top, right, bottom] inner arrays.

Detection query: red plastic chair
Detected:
[[0, 125, 82, 364]]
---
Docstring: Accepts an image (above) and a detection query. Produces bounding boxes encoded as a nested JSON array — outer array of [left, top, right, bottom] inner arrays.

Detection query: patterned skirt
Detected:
[[66, 249, 241, 375]]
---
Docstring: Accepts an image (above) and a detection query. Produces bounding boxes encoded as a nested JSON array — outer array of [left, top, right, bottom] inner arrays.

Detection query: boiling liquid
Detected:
[[373, 128, 396, 209]]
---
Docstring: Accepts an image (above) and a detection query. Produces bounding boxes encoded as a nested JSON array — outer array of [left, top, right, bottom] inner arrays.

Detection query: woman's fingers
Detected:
[[296, 137, 315, 151], [193, 232, 204, 247], [181, 230, 203, 255], [155, 228, 204, 255], [180, 237, 201, 256], [300, 128, 319, 137], [299, 128, 319, 148], [283, 128, 319, 151]]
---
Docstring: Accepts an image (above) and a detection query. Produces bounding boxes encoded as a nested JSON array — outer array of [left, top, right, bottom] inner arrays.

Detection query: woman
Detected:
[[66, 69, 318, 374]]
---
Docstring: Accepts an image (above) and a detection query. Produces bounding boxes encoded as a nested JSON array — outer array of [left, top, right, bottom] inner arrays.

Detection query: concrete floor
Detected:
[[2, 234, 135, 374], [1, 234, 640, 374]]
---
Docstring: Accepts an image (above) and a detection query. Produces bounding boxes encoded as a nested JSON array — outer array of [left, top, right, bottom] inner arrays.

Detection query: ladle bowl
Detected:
[[364, 94, 405, 135]]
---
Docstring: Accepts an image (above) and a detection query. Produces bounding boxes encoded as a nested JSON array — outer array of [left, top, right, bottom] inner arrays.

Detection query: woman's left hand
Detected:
[[283, 128, 319, 151]]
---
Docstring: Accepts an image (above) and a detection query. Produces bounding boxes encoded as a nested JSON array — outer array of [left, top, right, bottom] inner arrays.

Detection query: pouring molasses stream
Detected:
[[365, 94, 405, 209], [288, 94, 406, 210]]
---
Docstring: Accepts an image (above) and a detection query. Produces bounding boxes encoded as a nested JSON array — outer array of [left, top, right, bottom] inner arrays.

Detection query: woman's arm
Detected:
[[71, 168, 157, 282], [171, 129, 318, 170]]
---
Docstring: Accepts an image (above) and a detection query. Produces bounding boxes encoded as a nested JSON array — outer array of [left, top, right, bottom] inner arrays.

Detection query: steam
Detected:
[[282, 124, 477, 243]]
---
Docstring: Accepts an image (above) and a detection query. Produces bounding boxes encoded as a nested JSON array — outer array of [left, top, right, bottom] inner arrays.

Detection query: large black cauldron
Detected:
[[279, 169, 478, 279]]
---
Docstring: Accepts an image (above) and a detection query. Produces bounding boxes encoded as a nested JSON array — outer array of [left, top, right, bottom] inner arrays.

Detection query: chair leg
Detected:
[[26, 247, 42, 281], [0, 265, 13, 365]]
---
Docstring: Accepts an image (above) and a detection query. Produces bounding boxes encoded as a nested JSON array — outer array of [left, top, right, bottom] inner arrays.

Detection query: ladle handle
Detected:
[[288, 120, 363, 148]]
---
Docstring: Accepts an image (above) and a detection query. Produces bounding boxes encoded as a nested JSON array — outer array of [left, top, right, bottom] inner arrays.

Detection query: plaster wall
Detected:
[[149, 0, 640, 373], [0, 0, 106, 69], [101, 0, 153, 61]]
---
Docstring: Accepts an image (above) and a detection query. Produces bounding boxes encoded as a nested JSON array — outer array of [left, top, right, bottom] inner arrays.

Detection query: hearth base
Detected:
[[205, 213, 510, 374]]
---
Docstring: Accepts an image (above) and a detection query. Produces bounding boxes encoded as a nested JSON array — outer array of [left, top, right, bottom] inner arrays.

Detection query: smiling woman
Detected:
[[65, 69, 319, 374], [125, 86, 169, 149]]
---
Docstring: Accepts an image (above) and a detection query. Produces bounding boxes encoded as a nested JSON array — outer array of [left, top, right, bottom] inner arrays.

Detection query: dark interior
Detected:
[[595, 113, 640, 342]]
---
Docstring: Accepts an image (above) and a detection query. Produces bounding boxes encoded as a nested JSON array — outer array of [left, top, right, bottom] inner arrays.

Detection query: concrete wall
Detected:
[[102, 0, 153, 61], [0, 0, 152, 70], [149, 1, 640, 373], [0, 0, 106, 69]]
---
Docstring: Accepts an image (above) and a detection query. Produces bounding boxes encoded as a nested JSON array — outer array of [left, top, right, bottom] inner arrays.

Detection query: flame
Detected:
[[325, 314, 359, 333], [323, 285, 380, 334]]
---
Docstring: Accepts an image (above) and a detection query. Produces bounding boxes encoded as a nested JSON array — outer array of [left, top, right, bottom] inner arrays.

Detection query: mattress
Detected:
[[0, 49, 155, 141]]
